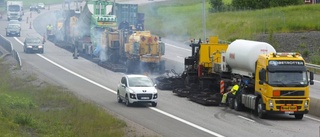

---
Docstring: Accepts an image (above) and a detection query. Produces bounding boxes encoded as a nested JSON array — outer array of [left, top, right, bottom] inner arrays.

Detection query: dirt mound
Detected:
[[254, 31, 320, 63]]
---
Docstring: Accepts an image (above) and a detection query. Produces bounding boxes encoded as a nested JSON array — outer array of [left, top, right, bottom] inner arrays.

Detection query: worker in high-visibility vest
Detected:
[[220, 79, 239, 106], [46, 24, 53, 35]]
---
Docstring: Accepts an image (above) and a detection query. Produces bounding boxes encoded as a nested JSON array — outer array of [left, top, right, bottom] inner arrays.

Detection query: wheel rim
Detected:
[[258, 100, 262, 115], [234, 99, 238, 108], [125, 96, 129, 105]]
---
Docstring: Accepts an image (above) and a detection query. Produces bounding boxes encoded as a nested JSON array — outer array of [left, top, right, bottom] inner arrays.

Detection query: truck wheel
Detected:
[[117, 92, 122, 103], [151, 102, 157, 107], [294, 114, 304, 119], [125, 95, 131, 107], [257, 98, 266, 119], [234, 96, 243, 111], [228, 98, 234, 109]]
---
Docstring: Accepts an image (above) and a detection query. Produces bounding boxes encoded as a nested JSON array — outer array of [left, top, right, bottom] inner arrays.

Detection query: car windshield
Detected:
[[27, 39, 41, 44], [128, 76, 154, 87], [8, 24, 20, 29]]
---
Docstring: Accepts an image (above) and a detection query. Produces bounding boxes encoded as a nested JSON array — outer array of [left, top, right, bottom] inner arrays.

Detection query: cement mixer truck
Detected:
[[158, 36, 314, 119]]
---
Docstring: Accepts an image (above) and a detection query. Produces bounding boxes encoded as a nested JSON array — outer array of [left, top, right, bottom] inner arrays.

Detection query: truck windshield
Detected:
[[8, 5, 20, 12], [268, 71, 308, 87]]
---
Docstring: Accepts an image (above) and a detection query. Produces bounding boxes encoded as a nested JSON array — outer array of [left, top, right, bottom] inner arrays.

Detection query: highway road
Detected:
[[1, 1, 320, 137]]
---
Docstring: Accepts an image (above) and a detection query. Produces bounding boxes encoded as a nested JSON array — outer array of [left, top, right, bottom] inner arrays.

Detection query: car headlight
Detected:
[[128, 88, 135, 94], [304, 100, 309, 108], [38, 45, 43, 48], [153, 89, 158, 94], [269, 100, 274, 109], [27, 46, 32, 48]]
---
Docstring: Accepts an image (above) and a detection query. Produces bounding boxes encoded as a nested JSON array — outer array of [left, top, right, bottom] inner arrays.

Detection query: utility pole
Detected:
[[202, 0, 206, 41]]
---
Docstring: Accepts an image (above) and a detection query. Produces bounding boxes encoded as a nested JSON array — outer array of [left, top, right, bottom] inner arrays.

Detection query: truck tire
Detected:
[[234, 96, 243, 111], [257, 98, 266, 119], [294, 114, 304, 119], [228, 98, 234, 109]]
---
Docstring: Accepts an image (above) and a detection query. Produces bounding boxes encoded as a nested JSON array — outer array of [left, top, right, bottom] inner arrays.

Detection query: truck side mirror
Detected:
[[309, 71, 314, 85]]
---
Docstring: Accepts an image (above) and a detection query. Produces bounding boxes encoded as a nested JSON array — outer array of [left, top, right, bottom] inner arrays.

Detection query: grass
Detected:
[[0, 60, 127, 136], [140, 0, 320, 41]]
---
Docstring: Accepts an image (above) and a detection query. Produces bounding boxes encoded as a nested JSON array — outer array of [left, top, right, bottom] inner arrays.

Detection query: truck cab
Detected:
[[255, 52, 314, 119], [7, 1, 23, 21]]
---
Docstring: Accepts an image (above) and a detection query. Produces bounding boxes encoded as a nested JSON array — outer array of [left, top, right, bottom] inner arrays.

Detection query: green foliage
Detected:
[[231, 0, 303, 9], [302, 50, 309, 57], [14, 113, 34, 126], [0, 61, 127, 136], [299, 43, 307, 48], [310, 55, 320, 65], [142, 2, 320, 40], [209, 0, 223, 8]]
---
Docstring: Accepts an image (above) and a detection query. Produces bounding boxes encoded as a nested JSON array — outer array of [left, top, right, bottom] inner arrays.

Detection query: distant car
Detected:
[[117, 75, 158, 107], [30, 4, 40, 13], [37, 3, 45, 9], [5, 24, 21, 37], [23, 36, 44, 54]]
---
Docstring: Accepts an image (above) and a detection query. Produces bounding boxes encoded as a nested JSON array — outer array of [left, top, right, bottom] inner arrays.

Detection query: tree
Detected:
[[209, 0, 224, 8]]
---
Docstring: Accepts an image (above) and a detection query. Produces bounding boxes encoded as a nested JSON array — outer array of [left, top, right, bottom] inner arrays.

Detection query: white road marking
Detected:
[[237, 115, 255, 122], [14, 38, 225, 137], [314, 80, 320, 83], [305, 115, 320, 122], [165, 43, 191, 51]]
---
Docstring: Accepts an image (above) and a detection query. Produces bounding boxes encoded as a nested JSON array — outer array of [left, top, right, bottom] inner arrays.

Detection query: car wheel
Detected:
[[117, 92, 122, 103], [125, 95, 131, 107], [151, 102, 157, 107]]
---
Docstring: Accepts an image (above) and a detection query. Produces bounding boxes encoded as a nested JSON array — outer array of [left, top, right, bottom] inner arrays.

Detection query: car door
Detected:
[[119, 77, 127, 97]]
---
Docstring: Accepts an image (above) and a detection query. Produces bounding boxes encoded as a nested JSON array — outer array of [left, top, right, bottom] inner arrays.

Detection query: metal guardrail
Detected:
[[306, 63, 320, 74], [0, 35, 22, 69]]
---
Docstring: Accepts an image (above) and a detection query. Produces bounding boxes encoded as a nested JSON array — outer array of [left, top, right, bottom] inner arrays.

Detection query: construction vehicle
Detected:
[[157, 36, 314, 119], [101, 29, 165, 73], [52, 0, 165, 73]]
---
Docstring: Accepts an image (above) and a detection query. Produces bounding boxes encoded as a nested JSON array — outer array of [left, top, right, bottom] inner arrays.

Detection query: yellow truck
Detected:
[[221, 39, 314, 119], [102, 29, 165, 73]]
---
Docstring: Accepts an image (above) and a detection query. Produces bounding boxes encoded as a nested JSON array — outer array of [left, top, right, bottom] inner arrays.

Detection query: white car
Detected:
[[117, 75, 158, 107], [37, 3, 45, 9]]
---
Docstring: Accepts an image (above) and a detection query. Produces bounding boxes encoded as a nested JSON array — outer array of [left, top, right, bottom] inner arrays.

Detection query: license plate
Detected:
[[280, 106, 297, 111], [141, 97, 149, 100]]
